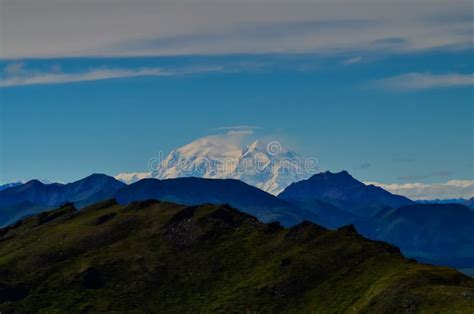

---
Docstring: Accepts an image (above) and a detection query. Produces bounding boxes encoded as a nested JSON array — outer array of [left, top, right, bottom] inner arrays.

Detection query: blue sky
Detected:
[[0, 0, 473, 199]]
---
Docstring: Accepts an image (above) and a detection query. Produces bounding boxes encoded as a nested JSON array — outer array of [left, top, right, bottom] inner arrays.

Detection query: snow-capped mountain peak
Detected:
[[152, 135, 243, 180], [232, 140, 313, 194], [116, 136, 318, 194], [115, 172, 151, 184]]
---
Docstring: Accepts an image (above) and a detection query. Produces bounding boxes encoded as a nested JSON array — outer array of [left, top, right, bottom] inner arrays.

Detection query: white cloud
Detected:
[[0, 0, 472, 58], [374, 72, 474, 91], [226, 130, 255, 136], [343, 56, 363, 65], [0, 65, 226, 87], [214, 125, 261, 136], [366, 180, 474, 200]]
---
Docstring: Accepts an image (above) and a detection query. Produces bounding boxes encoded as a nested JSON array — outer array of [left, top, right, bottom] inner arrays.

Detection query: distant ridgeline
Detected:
[[0, 200, 472, 312], [0, 171, 473, 274]]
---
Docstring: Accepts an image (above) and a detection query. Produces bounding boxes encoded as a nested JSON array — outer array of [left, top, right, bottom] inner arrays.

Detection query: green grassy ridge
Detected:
[[0, 200, 472, 313]]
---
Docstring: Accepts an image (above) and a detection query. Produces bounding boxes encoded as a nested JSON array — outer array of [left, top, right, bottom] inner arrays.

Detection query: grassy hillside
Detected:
[[0, 200, 473, 313]]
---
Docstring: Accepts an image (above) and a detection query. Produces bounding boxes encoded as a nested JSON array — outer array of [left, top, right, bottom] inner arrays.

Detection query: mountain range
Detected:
[[0, 174, 126, 226], [0, 171, 473, 274], [116, 137, 316, 195], [0, 200, 472, 312], [417, 197, 474, 210], [0, 174, 316, 228]]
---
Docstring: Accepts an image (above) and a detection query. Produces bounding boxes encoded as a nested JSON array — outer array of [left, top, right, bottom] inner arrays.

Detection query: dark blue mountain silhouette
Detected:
[[358, 203, 474, 269], [279, 170, 413, 220], [0, 174, 126, 226], [115, 177, 318, 226]]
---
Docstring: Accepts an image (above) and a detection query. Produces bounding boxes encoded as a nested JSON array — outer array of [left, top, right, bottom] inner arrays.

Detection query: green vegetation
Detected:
[[0, 200, 473, 313]]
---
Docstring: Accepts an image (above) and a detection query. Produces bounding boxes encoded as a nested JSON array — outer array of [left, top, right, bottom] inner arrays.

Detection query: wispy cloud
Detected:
[[0, 63, 235, 87], [213, 125, 261, 136], [1, 67, 163, 87], [374, 72, 474, 91], [366, 179, 474, 200], [342, 56, 363, 65], [226, 130, 255, 136], [1, 1, 472, 58]]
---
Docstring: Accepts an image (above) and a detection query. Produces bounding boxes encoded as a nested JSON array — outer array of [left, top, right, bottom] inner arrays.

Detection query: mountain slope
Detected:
[[465, 197, 474, 210], [0, 201, 48, 227], [358, 203, 474, 270], [279, 171, 414, 219], [0, 174, 126, 226], [284, 198, 358, 229], [0, 201, 472, 312], [115, 177, 317, 226], [0, 182, 23, 192]]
